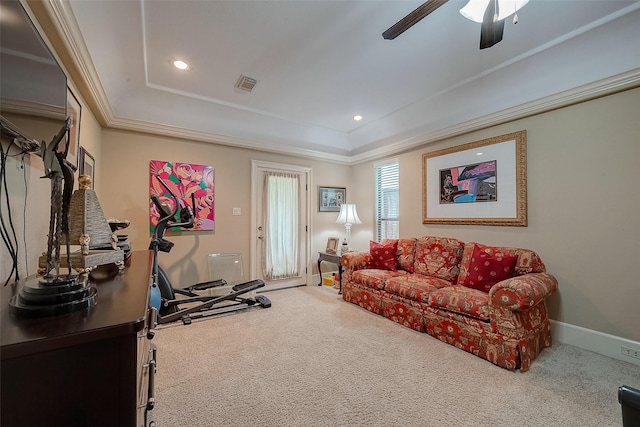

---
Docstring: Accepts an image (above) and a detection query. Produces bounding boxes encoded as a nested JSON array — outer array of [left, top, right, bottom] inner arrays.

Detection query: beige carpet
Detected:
[[150, 285, 639, 426]]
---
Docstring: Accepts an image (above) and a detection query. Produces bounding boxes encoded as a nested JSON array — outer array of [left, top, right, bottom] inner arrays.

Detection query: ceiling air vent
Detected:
[[235, 74, 258, 92]]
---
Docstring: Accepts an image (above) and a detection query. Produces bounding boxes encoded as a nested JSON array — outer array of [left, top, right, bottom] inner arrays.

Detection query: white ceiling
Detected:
[[51, 0, 640, 162]]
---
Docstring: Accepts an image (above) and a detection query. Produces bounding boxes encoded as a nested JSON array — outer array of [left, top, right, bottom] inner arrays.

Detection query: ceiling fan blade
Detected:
[[479, 0, 504, 49], [382, 0, 449, 40]]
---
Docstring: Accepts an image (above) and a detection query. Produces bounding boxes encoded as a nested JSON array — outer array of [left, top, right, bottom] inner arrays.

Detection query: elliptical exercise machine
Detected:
[[149, 177, 271, 325]]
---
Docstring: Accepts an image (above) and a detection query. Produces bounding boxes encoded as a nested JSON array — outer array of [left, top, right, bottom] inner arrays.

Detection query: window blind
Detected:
[[375, 160, 399, 241]]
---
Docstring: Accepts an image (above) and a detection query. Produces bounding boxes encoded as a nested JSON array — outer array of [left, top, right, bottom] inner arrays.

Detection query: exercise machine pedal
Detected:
[[232, 279, 265, 292], [189, 278, 227, 291], [255, 295, 271, 308]]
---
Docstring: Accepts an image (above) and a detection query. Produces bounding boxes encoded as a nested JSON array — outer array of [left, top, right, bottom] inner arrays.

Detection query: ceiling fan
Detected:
[[382, 0, 528, 49]]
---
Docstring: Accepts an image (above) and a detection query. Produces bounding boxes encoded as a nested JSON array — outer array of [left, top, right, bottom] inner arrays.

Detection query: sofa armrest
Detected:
[[341, 251, 370, 271], [489, 273, 558, 311]]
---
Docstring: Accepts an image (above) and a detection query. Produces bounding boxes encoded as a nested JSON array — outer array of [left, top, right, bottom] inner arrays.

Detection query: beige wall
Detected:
[[74, 87, 104, 194], [351, 87, 640, 342], [99, 129, 351, 287]]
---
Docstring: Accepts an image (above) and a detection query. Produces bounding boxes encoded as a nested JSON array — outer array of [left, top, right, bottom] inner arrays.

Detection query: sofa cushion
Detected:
[[352, 269, 408, 290], [462, 245, 517, 292], [457, 242, 546, 286], [413, 236, 464, 282], [396, 238, 417, 273], [385, 274, 453, 303], [369, 240, 398, 271], [428, 286, 490, 321]]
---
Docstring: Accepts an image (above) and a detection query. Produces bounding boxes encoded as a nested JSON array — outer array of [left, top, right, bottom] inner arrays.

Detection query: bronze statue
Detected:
[[40, 118, 76, 279], [8, 119, 97, 318]]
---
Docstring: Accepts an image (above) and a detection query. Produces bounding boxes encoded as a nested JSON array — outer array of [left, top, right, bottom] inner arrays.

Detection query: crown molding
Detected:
[[1, 98, 65, 120], [107, 115, 354, 165], [34, 0, 112, 126], [348, 69, 640, 165]]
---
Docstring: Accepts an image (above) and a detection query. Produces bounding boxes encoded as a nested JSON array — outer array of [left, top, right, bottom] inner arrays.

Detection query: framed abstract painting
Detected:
[[150, 160, 215, 231], [422, 130, 527, 226]]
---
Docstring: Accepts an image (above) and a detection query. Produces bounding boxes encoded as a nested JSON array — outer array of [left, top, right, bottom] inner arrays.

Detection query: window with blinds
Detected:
[[375, 160, 399, 241]]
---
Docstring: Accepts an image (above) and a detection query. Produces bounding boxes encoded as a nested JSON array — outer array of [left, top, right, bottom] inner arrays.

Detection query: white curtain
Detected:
[[262, 171, 300, 280]]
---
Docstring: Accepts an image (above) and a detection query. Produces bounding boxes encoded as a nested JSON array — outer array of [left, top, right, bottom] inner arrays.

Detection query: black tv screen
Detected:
[[0, 0, 67, 147]]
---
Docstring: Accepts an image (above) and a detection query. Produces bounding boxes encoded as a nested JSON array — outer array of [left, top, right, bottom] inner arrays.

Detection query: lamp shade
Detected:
[[460, 0, 529, 23], [335, 204, 362, 226]]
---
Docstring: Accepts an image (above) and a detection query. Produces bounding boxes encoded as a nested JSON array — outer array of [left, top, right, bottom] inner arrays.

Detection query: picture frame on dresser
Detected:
[[325, 237, 339, 255], [422, 130, 527, 226]]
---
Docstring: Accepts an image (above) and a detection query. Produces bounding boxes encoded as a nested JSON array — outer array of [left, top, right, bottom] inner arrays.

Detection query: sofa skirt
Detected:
[[380, 294, 424, 332], [342, 283, 384, 314], [342, 283, 553, 372]]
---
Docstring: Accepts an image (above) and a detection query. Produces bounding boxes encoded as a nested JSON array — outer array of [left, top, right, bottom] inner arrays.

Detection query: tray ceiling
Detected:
[[50, 0, 640, 162]]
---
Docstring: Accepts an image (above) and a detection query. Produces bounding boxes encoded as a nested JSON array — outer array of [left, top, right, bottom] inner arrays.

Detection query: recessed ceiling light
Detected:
[[172, 60, 189, 70], [353, 115, 363, 121]]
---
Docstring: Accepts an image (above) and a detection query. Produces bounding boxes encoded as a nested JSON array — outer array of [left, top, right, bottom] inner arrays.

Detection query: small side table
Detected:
[[317, 252, 342, 293]]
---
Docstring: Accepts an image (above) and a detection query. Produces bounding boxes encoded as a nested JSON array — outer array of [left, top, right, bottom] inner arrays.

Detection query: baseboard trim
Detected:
[[550, 320, 640, 367], [257, 283, 307, 294]]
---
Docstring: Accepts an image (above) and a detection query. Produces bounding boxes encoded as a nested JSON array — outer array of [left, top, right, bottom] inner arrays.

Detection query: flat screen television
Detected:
[[0, 0, 67, 150]]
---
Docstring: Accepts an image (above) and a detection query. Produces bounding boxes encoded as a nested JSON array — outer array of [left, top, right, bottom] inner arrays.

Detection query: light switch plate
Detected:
[[232, 207, 241, 216]]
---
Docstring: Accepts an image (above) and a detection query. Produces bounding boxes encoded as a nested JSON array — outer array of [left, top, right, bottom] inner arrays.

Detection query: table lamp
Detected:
[[335, 204, 361, 253]]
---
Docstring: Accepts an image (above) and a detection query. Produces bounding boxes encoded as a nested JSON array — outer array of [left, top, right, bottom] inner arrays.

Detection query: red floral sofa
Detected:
[[340, 236, 558, 371]]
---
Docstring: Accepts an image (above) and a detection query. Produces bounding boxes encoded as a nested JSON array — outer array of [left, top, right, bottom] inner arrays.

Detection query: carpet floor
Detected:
[[150, 284, 639, 426]]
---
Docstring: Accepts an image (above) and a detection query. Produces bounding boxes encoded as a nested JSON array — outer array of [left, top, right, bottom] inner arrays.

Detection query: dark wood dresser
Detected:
[[1, 251, 157, 427]]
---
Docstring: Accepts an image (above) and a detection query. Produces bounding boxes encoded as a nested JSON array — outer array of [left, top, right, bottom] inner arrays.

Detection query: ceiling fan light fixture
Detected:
[[460, 0, 529, 23]]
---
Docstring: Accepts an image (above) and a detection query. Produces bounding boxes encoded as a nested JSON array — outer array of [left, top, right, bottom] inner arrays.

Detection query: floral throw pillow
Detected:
[[369, 240, 398, 271], [462, 245, 517, 292], [413, 237, 464, 282]]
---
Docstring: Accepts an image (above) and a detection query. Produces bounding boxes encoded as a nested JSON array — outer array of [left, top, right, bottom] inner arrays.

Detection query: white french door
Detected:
[[251, 161, 310, 290]]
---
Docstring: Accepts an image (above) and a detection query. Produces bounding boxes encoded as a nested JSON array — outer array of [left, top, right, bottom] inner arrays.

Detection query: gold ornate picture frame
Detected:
[[422, 130, 527, 226]]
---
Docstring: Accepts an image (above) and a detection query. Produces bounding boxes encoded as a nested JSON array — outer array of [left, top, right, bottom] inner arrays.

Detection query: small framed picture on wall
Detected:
[[79, 147, 95, 189], [63, 87, 82, 168], [318, 186, 345, 212]]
